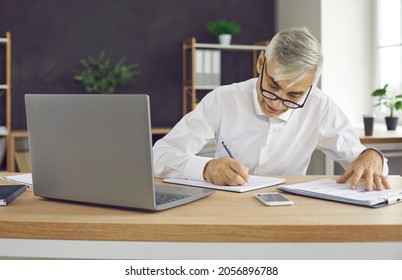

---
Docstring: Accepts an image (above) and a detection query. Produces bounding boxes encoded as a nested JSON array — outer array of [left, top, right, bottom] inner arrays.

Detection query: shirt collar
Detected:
[[252, 80, 293, 122]]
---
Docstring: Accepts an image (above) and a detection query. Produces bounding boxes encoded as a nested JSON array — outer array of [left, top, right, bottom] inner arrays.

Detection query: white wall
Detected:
[[276, 0, 373, 125], [276, 0, 325, 175], [276, 0, 374, 175], [321, 0, 373, 124], [276, 0, 321, 42]]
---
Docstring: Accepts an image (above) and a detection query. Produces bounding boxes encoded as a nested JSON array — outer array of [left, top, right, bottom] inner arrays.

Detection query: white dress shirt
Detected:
[[153, 78, 386, 180]]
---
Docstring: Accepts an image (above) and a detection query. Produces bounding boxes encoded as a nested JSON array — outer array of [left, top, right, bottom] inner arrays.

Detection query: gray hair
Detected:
[[265, 26, 323, 87]]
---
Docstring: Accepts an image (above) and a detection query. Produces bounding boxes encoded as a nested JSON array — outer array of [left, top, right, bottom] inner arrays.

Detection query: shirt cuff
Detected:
[[184, 155, 213, 181]]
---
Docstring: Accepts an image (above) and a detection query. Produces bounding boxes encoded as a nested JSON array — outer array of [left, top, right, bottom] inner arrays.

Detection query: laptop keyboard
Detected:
[[155, 192, 190, 205]]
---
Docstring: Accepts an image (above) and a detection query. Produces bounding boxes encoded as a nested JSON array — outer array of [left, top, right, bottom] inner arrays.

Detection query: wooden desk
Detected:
[[1, 175, 402, 259]]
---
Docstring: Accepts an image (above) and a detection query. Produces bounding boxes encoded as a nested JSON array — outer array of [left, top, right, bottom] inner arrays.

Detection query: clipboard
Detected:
[[277, 178, 402, 208]]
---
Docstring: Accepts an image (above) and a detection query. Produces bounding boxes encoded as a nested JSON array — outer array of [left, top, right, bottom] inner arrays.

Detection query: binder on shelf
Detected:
[[0, 126, 7, 136], [203, 50, 212, 86], [183, 37, 268, 115], [195, 50, 205, 86], [211, 50, 221, 86]]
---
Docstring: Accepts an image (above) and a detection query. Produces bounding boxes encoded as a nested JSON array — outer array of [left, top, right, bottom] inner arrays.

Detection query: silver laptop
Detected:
[[25, 94, 214, 211]]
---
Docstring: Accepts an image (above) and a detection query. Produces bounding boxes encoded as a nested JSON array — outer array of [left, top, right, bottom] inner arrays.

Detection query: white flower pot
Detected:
[[219, 34, 232, 45]]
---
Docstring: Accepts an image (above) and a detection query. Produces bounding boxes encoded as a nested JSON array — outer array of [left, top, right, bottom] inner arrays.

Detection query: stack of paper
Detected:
[[278, 178, 402, 208], [1, 173, 33, 186]]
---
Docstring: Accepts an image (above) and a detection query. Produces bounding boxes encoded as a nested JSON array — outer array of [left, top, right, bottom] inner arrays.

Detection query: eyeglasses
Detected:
[[259, 59, 312, 109]]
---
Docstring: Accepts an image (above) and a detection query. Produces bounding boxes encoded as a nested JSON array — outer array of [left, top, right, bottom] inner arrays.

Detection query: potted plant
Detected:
[[372, 84, 402, 130], [207, 20, 241, 45], [74, 51, 140, 94]]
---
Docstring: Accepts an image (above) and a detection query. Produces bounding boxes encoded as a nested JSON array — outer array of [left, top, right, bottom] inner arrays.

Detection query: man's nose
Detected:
[[271, 98, 285, 110]]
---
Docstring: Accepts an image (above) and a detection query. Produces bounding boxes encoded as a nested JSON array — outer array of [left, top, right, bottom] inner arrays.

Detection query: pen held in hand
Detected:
[[221, 141, 250, 185], [222, 141, 235, 158]]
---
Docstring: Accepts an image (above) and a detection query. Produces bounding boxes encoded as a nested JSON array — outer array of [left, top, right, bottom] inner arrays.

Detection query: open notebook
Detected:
[[163, 175, 285, 193]]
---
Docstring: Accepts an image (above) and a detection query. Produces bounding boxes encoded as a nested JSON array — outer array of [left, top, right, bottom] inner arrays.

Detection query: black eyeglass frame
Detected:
[[259, 58, 312, 109]]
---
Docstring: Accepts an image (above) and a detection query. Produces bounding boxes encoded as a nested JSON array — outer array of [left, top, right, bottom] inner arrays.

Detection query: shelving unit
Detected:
[[182, 37, 268, 115], [0, 32, 11, 171], [5, 128, 173, 173]]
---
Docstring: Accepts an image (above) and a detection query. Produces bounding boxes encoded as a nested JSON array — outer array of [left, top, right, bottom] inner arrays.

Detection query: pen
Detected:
[[221, 141, 235, 158], [221, 141, 249, 185]]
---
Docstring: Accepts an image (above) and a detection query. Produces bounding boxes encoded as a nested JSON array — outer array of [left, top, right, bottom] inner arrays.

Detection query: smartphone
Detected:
[[255, 192, 293, 206]]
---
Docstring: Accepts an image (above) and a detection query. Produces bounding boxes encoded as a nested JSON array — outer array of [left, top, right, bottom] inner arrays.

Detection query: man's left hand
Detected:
[[337, 149, 391, 191]]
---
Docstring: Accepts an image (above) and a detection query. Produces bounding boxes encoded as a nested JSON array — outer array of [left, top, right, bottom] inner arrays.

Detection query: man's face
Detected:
[[256, 54, 315, 118]]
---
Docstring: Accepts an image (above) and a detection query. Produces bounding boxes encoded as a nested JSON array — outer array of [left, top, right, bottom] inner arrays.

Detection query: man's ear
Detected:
[[256, 51, 265, 75]]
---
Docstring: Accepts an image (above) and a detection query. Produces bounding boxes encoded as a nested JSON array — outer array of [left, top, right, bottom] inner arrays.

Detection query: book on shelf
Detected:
[[211, 50, 221, 86]]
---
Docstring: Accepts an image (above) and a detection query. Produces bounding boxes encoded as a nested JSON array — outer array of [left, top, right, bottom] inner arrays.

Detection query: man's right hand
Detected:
[[203, 157, 249, 186]]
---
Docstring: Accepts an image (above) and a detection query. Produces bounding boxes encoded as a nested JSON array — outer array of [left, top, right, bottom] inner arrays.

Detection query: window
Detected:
[[374, 0, 402, 116]]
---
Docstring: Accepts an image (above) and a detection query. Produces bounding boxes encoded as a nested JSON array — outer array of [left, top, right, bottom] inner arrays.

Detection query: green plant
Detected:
[[207, 20, 241, 35], [372, 84, 402, 117], [74, 51, 139, 94]]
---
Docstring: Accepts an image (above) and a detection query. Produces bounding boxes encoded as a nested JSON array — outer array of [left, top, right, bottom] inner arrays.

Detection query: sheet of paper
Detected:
[[1, 173, 33, 186], [163, 175, 285, 193], [278, 178, 402, 206]]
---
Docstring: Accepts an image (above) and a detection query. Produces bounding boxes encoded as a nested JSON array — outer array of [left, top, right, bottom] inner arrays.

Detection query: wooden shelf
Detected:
[[185, 42, 267, 51], [6, 128, 172, 172], [0, 32, 11, 171], [185, 85, 217, 90], [356, 128, 402, 144], [151, 127, 172, 135], [182, 37, 269, 115], [7, 130, 28, 172]]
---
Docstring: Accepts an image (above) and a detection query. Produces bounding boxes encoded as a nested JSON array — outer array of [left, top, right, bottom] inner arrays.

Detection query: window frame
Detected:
[[373, 0, 402, 119]]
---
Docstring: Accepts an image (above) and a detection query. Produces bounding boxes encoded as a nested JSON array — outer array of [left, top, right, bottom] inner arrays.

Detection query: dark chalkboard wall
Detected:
[[0, 0, 275, 129]]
